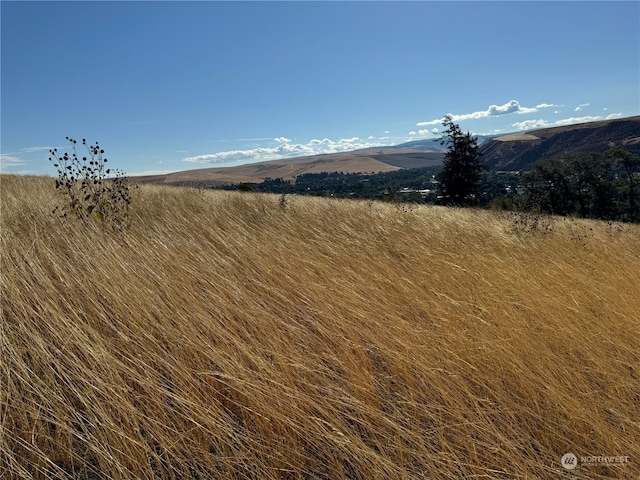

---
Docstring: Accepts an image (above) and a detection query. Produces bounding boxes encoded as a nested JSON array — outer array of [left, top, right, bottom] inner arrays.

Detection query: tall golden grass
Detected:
[[2, 174, 639, 479]]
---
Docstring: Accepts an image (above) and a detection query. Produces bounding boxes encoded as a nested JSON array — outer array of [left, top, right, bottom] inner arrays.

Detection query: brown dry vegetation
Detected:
[[2, 174, 639, 479]]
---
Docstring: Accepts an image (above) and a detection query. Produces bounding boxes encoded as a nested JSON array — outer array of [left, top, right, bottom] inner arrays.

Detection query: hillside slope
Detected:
[[480, 116, 640, 170], [2, 175, 640, 479]]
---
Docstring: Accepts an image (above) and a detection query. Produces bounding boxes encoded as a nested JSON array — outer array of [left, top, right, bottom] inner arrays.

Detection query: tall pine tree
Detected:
[[436, 115, 485, 206]]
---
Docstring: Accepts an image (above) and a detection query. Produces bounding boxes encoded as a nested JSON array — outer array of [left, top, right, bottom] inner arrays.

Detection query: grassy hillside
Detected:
[[2, 174, 639, 479]]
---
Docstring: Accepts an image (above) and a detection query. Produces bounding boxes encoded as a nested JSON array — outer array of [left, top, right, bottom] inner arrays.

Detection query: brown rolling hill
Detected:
[[133, 148, 445, 186], [134, 148, 428, 186]]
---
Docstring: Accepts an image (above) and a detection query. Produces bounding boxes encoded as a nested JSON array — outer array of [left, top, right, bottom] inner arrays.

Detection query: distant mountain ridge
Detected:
[[133, 116, 640, 185]]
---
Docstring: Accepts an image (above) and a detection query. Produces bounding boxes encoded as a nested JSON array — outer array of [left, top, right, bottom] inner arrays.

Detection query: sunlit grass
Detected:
[[2, 174, 639, 479]]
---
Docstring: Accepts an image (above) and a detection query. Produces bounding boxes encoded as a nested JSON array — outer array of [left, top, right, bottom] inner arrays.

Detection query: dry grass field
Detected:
[[2, 174, 639, 479]]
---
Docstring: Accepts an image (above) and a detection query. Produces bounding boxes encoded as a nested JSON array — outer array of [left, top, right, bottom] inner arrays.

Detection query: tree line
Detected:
[[248, 167, 442, 201], [520, 146, 639, 222]]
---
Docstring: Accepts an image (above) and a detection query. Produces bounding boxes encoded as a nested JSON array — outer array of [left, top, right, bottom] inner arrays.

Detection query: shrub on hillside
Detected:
[[49, 137, 135, 231]]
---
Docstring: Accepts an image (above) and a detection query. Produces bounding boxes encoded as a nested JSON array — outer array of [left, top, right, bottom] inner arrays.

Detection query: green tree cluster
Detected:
[[254, 167, 441, 201], [520, 146, 640, 222]]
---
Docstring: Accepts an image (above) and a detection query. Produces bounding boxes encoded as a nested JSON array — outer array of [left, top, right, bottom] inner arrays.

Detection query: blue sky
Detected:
[[2, 1, 639, 176]]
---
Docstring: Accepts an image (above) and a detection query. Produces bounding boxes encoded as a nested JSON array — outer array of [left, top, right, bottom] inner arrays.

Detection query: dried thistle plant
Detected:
[[49, 137, 135, 231]]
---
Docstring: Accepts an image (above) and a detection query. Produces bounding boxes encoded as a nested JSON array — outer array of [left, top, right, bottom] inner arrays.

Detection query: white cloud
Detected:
[[408, 127, 441, 138], [512, 113, 624, 131], [408, 129, 435, 137], [512, 119, 551, 130], [238, 137, 273, 142], [20, 146, 56, 154], [487, 100, 536, 116], [182, 136, 387, 165], [417, 100, 556, 126], [183, 143, 314, 164], [574, 103, 590, 112], [551, 113, 620, 126], [554, 115, 602, 126], [415, 119, 443, 127], [0, 154, 27, 173]]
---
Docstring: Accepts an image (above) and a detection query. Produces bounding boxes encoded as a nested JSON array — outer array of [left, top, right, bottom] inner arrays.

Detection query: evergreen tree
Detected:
[[436, 115, 485, 206]]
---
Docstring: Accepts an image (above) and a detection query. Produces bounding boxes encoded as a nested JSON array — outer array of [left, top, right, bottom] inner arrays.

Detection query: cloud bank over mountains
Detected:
[[183, 136, 388, 165], [415, 100, 557, 127], [512, 113, 623, 131], [180, 99, 623, 166], [409, 99, 622, 138], [4, 98, 625, 173]]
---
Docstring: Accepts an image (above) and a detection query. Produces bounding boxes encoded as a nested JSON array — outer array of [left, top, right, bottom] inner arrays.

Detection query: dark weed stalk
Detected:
[[49, 137, 135, 231]]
